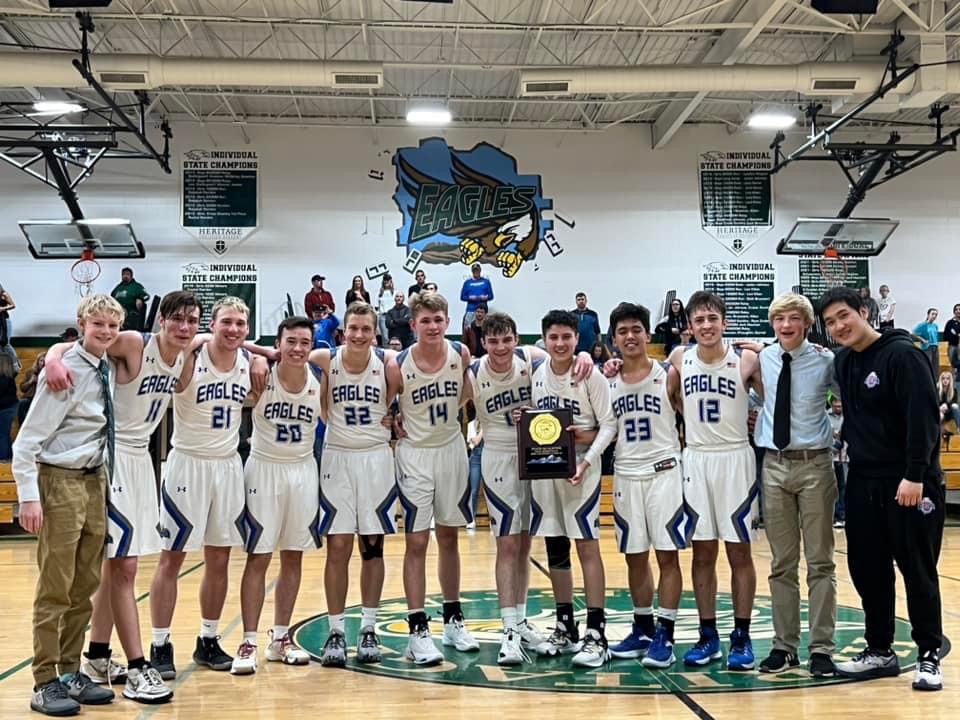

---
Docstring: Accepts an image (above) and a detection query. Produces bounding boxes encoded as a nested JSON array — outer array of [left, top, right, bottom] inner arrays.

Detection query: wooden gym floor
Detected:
[[0, 524, 957, 719]]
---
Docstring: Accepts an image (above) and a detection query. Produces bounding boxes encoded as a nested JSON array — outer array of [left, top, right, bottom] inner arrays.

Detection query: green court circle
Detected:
[[292, 589, 916, 694]]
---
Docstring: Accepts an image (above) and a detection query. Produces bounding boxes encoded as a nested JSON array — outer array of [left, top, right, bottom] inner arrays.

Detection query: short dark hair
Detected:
[[474, 302, 488, 313], [121, 266, 133, 275], [610, 302, 651, 334], [541, 309, 578, 336], [575, 292, 587, 299], [482, 311, 517, 339], [817, 286, 861, 319], [159, 290, 202, 320], [954, 303, 960, 313], [276, 315, 315, 341], [687, 291, 726, 319]]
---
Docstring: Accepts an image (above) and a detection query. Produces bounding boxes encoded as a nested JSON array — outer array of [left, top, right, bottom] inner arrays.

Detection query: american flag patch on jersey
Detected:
[[372, 369, 381, 375], [726, 362, 737, 368]]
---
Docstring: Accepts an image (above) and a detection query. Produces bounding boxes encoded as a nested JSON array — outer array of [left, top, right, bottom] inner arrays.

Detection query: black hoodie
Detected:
[[834, 328, 941, 483]]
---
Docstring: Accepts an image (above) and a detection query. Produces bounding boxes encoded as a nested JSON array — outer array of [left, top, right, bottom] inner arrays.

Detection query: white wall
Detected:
[[1, 122, 956, 337]]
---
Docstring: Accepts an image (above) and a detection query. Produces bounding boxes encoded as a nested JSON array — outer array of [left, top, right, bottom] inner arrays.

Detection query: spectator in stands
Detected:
[[0, 283, 20, 371], [61, 327, 79, 342], [388, 337, 403, 351], [466, 419, 483, 531], [829, 397, 847, 527], [386, 292, 413, 348], [939, 371, 960, 431], [305, 274, 335, 314], [17, 354, 43, 426], [591, 342, 610, 368], [859, 287, 879, 328], [914, 308, 941, 371], [344, 274, 371, 308], [462, 303, 488, 358], [460, 263, 494, 330], [408, 269, 427, 298], [376, 274, 395, 343], [877, 284, 896, 328], [312, 305, 340, 350], [110, 267, 149, 331], [943, 304, 960, 376], [572, 291, 601, 354], [0, 353, 16, 461], [655, 298, 688, 355], [423, 282, 438, 293]]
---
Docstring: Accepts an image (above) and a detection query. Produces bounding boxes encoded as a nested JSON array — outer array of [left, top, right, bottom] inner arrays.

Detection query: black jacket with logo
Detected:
[[834, 328, 941, 483]]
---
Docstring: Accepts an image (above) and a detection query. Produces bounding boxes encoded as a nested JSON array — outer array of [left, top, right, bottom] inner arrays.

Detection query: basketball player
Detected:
[[149, 297, 259, 678], [305, 302, 400, 667], [607, 303, 685, 669], [42, 291, 204, 703], [668, 291, 761, 671], [528, 309, 617, 668], [384, 292, 478, 665], [230, 316, 323, 675]]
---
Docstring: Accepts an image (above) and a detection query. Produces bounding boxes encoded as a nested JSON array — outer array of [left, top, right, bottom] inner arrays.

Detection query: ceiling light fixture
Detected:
[[747, 111, 797, 130], [32, 100, 86, 115], [406, 107, 452, 126]]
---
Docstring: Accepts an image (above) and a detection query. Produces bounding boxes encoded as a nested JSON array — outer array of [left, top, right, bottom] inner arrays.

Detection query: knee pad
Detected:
[[545, 536, 571, 571], [359, 535, 384, 560]]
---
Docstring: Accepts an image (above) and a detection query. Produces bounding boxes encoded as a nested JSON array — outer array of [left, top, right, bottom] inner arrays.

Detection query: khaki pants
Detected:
[[32, 465, 107, 686], [762, 451, 837, 656]]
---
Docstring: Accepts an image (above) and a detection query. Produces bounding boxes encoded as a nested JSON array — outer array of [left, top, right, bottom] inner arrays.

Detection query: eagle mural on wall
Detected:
[[392, 138, 554, 278]]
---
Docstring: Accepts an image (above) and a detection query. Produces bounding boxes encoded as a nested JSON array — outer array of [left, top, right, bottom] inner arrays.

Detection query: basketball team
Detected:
[[11, 283, 944, 716]]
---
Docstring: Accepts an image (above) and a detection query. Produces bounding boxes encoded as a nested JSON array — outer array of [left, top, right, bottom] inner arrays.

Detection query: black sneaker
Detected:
[[30, 679, 80, 717], [759, 649, 800, 674], [809, 653, 837, 678], [193, 636, 233, 671], [63, 672, 114, 705], [150, 640, 176, 680]]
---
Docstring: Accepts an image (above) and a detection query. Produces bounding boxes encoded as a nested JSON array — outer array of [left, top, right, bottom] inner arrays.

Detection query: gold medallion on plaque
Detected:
[[529, 413, 562, 445]]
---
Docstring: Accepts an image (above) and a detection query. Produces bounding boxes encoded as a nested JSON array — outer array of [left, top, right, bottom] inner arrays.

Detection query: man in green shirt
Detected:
[[111, 268, 149, 331]]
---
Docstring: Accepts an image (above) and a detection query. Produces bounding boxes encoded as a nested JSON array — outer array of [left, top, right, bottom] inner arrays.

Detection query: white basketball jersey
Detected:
[[609, 362, 681, 474], [324, 347, 390, 451], [172, 344, 250, 457], [115, 334, 184, 448], [467, 348, 533, 452], [250, 364, 322, 462], [530, 360, 601, 433], [397, 341, 464, 447], [680, 344, 749, 450]]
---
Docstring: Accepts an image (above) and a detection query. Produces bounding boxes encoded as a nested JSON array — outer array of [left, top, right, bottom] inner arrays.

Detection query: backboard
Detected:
[[18, 218, 145, 259], [776, 217, 898, 256]]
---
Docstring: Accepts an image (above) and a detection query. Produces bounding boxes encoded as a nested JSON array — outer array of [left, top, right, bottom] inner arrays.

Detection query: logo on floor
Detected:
[[291, 589, 916, 694]]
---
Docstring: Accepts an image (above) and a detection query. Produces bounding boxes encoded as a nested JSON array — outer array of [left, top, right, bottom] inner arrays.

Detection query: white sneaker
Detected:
[[81, 653, 127, 685], [534, 624, 582, 657], [836, 647, 899, 679], [356, 626, 382, 664], [913, 651, 943, 691], [442, 618, 480, 651], [230, 641, 258, 675], [122, 667, 172, 704], [572, 629, 611, 668], [265, 631, 310, 666], [405, 627, 443, 665], [497, 629, 528, 666], [466, 521, 476, 530], [516, 619, 546, 649]]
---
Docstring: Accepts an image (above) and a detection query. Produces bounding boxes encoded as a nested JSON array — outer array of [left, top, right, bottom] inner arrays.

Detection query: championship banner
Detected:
[[181, 262, 259, 339], [698, 150, 774, 256], [181, 148, 260, 256], [702, 261, 775, 339]]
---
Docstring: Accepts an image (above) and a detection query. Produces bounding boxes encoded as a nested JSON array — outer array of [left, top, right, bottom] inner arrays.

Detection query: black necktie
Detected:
[[98, 358, 115, 481], [773, 352, 792, 450]]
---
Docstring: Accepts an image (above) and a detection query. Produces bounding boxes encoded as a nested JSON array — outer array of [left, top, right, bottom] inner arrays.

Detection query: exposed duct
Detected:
[[520, 62, 960, 97], [0, 53, 383, 90]]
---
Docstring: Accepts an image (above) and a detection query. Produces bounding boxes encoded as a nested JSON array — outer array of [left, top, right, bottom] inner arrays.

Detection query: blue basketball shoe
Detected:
[[641, 625, 676, 669], [610, 623, 652, 659], [727, 628, 755, 671], [682, 626, 722, 667]]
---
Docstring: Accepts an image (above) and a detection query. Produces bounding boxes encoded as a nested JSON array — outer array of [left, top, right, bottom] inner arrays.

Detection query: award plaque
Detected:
[[517, 408, 576, 480]]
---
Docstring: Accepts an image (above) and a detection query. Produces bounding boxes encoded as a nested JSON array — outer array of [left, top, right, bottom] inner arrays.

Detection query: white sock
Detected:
[[501, 606, 518, 631], [273, 625, 289, 641], [634, 606, 654, 617], [361, 607, 377, 629], [329, 613, 346, 633], [658, 608, 678, 621], [151, 628, 170, 647], [515, 602, 527, 622], [200, 618, 219, 639], [243, 631, 258, 646]]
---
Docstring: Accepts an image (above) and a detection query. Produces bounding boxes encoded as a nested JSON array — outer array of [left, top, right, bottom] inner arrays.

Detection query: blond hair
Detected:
[[76, 294, 125, 324], [768, 292, 814, 326], [344, 300, 378, 324], [409, 291, 448, 318], [940, 371, 955, 399], [211, 296, 250, 322]]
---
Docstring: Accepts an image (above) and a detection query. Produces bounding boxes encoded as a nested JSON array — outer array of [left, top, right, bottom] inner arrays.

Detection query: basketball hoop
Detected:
[[818, 247, 849, 287], [71, 247, 102, 297]]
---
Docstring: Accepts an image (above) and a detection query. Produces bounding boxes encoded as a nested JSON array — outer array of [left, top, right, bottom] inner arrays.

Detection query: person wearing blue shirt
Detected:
[[752, 293, 840, 679], [312, 305, 340, 349], [459, 263, 494, 330], [573, 292, 601, 354], [913, 308, 940, 372]]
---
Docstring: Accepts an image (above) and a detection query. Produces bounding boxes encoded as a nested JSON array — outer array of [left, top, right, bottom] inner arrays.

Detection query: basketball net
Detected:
[[818, 247, 848, 288], [71, 247, 102, 297]]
